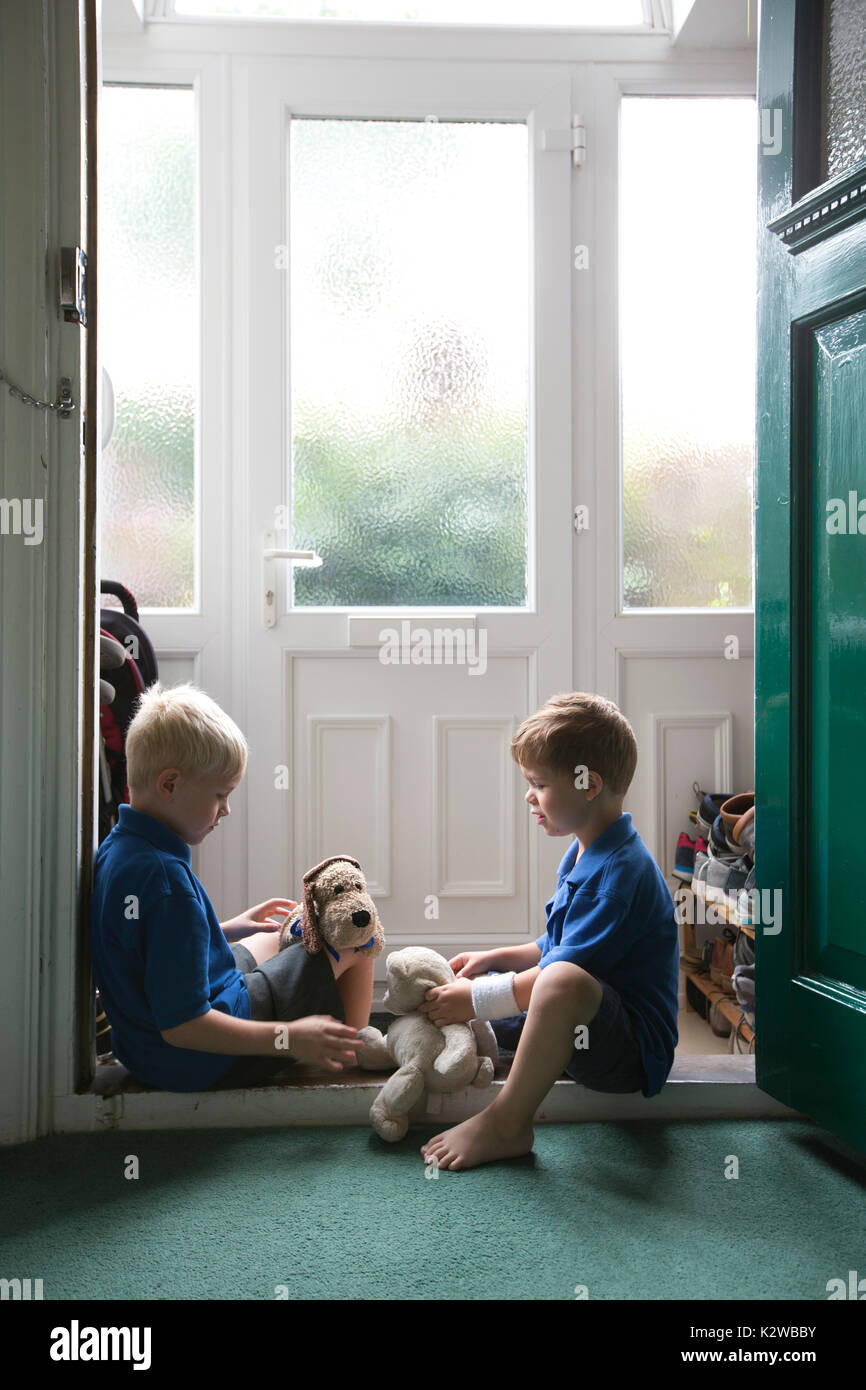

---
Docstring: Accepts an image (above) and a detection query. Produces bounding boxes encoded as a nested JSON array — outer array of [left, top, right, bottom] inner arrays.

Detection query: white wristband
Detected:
[[471, 971, 519, 1021]]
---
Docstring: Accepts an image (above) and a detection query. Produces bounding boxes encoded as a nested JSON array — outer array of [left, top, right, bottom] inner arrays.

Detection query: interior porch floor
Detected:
[[86, 1005, 794, 1130]]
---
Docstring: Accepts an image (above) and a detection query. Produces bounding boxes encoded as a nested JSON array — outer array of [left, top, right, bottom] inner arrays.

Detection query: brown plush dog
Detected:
[[277, 856, 385, 963]]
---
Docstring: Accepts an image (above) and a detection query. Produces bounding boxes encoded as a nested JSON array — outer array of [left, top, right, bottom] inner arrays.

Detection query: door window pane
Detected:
[[289, 118, 528, 608], [620, 97, 757, 609], [99, 85, 197, 610], [822, 0, 866, 182]]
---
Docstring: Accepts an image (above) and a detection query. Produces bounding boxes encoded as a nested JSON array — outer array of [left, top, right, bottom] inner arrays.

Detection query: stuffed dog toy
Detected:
[[356, 946, 499, 1143], [277, 856, 385, 963]]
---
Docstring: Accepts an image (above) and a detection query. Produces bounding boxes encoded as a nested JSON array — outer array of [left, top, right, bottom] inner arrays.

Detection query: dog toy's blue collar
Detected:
[[289, 920, 374, 962], [327, 936, 376, 963]]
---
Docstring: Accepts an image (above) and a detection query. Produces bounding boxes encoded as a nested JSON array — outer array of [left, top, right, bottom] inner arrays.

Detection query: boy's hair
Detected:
[[125, 681, 248, 794], [511, 692, 637, 797]]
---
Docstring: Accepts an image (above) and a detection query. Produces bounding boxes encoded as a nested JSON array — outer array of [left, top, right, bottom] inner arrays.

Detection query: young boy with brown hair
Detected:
[[90, 682, 367, 1092], [419, 691, 679, 1171]]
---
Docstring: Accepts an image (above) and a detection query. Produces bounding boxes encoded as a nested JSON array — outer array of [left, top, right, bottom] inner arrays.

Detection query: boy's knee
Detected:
[[535, 961, 601, 1006], [329, 949, 376, 980]]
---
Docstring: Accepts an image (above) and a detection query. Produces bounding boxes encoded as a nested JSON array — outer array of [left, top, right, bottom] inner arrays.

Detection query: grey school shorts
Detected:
[[490, 976, 648, 1095], [207, 940, 346, 1090]]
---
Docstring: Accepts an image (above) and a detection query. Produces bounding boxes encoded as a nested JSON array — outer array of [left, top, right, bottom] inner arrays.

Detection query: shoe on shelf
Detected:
[[729, 864, 756, 924], [723, 856, 752, 896], [673, 832, 708, 881], [704, 851, 741, 902], [693, 784, 733, 836], [695, 828, 744, 901], [709, 812, 732, 855], [720, 792, 755, 852], [732, 804, 755, 857], [693, 848, 711, 899]]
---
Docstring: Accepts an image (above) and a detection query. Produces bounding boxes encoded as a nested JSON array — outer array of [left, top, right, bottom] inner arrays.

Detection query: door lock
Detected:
[[261, 532, 323, 628], [60, 247, 87, 326]]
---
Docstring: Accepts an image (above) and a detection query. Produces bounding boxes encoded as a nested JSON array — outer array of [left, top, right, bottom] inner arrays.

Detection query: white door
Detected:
[[235, 55, 576, 982]]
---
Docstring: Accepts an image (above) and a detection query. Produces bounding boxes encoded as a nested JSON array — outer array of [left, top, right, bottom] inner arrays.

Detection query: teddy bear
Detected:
[[277, 856, 385, 963], [355, 946, 499, 1142]]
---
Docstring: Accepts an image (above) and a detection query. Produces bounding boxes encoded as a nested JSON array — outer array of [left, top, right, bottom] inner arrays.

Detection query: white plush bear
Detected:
[[356, 946, 499, 1143]]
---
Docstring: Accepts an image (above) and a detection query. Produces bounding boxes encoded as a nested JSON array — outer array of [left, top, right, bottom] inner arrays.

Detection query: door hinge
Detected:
[[542, 115, 586, 168]]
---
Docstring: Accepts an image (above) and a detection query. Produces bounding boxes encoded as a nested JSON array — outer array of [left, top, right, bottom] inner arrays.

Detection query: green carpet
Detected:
[[1, 1120, 864, 1301]]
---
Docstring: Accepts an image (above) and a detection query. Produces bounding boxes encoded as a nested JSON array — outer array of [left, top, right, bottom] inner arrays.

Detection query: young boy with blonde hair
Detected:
[[419, 691, 679, 1171], [90, 682, 366, 1091]]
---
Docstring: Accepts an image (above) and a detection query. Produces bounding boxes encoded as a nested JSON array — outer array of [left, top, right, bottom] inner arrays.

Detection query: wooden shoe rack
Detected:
[[678, 883, 755, 1049]]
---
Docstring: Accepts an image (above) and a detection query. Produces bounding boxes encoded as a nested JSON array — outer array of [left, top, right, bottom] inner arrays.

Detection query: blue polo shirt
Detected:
[[90, 805, 251, 1091], [537, 813, 679, 1098]]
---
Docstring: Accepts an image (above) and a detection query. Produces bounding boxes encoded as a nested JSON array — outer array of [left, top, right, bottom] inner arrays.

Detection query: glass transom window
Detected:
[[172, 1, 646, 27]]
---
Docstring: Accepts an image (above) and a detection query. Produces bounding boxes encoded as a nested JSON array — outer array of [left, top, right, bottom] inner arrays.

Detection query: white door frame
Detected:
[[21, 17, 757, 1141]]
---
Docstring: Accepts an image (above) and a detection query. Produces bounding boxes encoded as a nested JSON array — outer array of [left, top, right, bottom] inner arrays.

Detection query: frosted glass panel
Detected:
[[175, 0, 644, 26], [822, 0, 866, 181], [99, 86, 196, 610], [289, 119, 528, 608], [620, 98, 757, 609]]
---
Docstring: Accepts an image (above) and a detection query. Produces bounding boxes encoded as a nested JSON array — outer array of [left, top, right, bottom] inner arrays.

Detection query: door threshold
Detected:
[[50, 1053, 806, 1134]]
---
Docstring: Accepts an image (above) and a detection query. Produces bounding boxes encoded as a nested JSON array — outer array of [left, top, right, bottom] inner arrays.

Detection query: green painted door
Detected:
[[757, 0, 866, 1152]]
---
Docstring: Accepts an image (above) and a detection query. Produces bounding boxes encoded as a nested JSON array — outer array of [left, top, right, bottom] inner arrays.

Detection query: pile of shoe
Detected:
[[674, 784, 755, 922], [673, 783, 756, 1038]]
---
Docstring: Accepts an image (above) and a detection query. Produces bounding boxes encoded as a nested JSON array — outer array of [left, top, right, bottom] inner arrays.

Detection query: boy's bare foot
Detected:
[[420, 1107, 534, 1171]]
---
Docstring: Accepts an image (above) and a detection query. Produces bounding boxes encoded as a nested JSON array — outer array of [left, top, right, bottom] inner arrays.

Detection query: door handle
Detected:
[[262, 531, 323, 627]]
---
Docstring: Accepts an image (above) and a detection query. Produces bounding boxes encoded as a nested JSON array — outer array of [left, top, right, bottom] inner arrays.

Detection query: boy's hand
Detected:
[[449, 950, 493, 979], [286, 1016, 364, 1070], [221, 898, 298, 937], [418, 979, 475, 1026]]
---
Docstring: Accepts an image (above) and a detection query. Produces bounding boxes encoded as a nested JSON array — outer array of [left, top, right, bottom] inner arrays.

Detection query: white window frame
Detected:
[[98, 51, 233, 636], [101, 74, 203, 620], [93, 55, 246, 934], [582, 62, 757, 709]]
